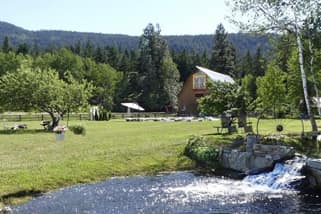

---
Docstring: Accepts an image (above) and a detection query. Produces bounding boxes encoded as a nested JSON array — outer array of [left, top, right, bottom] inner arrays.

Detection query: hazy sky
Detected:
[[0, 0, 238, 35]]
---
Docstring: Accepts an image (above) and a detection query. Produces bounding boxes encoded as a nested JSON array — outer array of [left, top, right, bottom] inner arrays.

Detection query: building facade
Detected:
[[178, 66, 234, 116]]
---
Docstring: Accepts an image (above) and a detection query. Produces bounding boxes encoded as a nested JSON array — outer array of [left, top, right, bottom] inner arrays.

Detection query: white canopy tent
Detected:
[[121, 102, 145, 114]]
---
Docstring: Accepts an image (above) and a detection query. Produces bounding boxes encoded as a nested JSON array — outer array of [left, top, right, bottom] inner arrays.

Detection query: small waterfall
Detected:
[[243, 156, 306, 190]]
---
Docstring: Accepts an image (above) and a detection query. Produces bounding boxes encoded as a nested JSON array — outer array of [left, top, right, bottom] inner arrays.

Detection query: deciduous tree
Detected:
[[256, 63, 287, 117], [0, 67, 93, 129], [198, 81, 238, 115], [228, 0, 320, 131]]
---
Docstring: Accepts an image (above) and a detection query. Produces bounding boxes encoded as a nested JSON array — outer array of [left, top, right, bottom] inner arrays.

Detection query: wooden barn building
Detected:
[[178, 66, 234, 116]]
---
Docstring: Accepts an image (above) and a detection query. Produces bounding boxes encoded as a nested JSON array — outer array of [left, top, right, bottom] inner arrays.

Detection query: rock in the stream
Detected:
[[0, 206, 13, 214]]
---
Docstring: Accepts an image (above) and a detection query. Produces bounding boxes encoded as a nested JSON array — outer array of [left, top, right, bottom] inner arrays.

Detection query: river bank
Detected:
[[184, 134, 321, 192]]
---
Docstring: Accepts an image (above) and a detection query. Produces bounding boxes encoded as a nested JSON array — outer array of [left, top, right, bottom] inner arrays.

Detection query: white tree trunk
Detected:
[[309, 40, 321, 116], [296, 29, 318, 132], [296, 30, 311, 116]]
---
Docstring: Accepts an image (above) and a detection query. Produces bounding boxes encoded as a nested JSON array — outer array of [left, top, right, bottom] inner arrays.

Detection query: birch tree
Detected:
[[228, 0, 321, 132], [305, 16, 321, 115]]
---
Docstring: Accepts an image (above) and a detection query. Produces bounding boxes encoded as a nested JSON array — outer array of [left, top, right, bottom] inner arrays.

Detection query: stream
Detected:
[[14, 158, 321, 214]]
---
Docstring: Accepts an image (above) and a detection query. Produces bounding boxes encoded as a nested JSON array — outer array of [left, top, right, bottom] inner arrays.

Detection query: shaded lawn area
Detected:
[[0, 120, 217, 205]]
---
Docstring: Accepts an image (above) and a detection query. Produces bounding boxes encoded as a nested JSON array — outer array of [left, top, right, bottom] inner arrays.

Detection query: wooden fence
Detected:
[[0, 113, 90, 122], [0, 112, 175, 122]]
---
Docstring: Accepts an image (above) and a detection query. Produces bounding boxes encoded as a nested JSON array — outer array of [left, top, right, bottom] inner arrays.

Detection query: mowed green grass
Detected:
[[0, 119, 215, 204], [247, 118, 316, 135], [0, 118, 319, 205]]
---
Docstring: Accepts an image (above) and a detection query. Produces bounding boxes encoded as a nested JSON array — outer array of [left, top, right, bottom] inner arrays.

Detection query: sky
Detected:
[[0, 0, 238, 36]]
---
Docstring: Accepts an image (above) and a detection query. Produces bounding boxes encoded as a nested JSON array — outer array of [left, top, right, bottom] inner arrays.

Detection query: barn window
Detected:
[[193, 74, 206, 90]]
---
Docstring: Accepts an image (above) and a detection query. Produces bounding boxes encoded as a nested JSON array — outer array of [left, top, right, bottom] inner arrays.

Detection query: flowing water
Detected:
[[14, 158, 321, 214]]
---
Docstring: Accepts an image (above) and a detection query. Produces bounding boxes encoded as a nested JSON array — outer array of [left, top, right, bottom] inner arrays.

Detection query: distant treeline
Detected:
[[0, 21, 270, 55]]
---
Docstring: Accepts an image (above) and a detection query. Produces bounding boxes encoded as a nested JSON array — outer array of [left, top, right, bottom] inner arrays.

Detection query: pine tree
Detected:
[[173, 50, 194, 82], [83, 40, 94, 58], [209, 24, 236, 77], [2, 36, 12, 53], [240, 50, 253, 78], [275, 34, 295, 74], [252, 46, 266, 77], [137, 23, 181, 111], [94, 46, 105, 63], [16, 43, 29, 55], [106, 46, 121, 69]]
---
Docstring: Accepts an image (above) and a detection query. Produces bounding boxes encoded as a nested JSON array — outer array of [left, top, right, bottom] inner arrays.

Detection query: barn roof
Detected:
[[196, 66, 235, 84]]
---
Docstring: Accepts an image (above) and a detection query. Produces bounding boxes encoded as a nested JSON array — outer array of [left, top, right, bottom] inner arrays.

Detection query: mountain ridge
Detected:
[[0, 21, 270, 55]]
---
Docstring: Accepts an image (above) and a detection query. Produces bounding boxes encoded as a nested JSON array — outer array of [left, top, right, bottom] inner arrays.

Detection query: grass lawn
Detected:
[[0, 118, 319, 206], [0, 119, 217, 205]]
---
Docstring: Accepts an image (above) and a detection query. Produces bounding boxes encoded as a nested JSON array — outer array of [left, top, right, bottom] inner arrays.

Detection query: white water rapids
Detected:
[[165, 156, 306, 205], [244, 156, 306, 190]]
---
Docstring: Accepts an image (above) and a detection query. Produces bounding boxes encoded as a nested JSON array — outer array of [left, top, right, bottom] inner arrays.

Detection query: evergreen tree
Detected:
[[2, 36, 12, 53], [137, 23, 181, 111], [16, 43, 29, 55], [191, 50, 209, 73], [125, 50, 140, 101], [118, 50, 131, 72], [31, 42, 40, 56], [287, 49, 305, 113], [252, 46, 266, 77], [173, 50, 194, 82], [209, 23, 236, 77], [199, 51, 209, 68], [106, 46, 121, 69], [238, 50, 257, 104], [74, 40, 82, 55], [240, 50, 253, 78], [94, 46, 105, 63], [275, 34, 295, 74], [83, 40, 94, 58]]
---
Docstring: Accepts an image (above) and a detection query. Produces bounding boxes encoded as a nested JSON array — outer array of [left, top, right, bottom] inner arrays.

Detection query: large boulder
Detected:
[[0, 207, 12, 214], [304, 159, 321, 190], [220, 150, 274, 174], [220, 144, 295, 174]]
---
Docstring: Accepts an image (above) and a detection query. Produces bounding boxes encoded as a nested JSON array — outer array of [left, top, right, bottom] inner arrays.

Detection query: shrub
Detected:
[[69, 125, 86, 135], [184, 136, 220, 168]]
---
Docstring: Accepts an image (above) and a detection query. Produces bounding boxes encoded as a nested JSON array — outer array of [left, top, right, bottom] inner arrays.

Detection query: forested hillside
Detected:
[[0, 21, 270, 55]]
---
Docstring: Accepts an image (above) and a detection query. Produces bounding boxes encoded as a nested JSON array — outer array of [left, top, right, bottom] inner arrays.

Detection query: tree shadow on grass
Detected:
[[1, 189, 44, 204], [203, 132, 233, 136], [0, 129, 51, 135]]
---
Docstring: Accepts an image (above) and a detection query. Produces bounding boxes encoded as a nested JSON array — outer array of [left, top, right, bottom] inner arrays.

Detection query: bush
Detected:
[[69, 125, 86, 135], [184, 136, 220, 168]]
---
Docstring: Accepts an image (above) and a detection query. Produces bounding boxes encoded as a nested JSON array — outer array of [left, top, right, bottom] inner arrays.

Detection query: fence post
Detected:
[[80, 114, 82, 121]]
